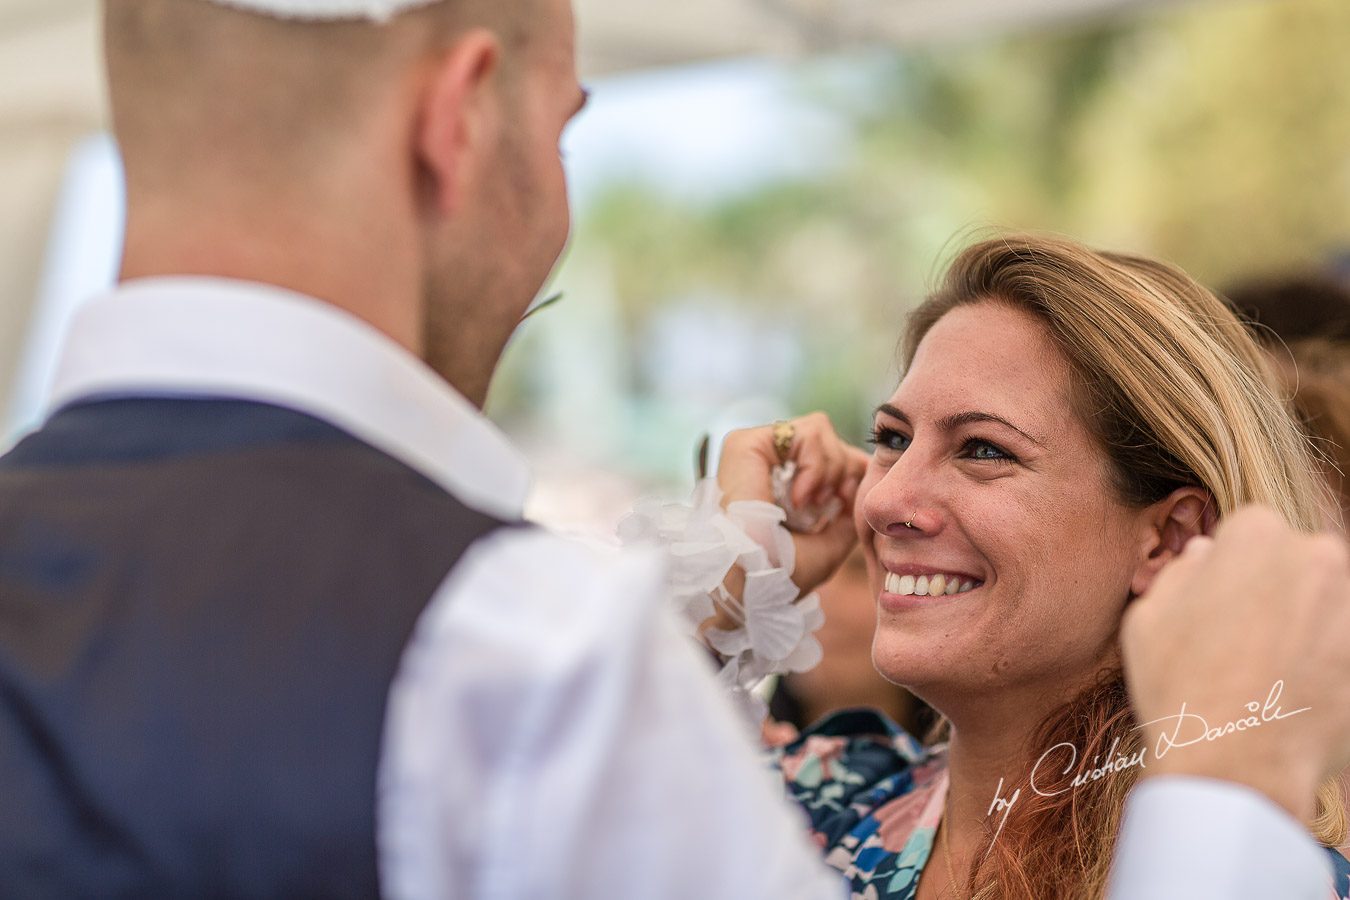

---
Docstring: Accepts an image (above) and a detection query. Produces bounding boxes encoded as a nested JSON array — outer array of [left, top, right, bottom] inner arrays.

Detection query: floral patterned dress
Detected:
[[773, 709, 1350, 900]]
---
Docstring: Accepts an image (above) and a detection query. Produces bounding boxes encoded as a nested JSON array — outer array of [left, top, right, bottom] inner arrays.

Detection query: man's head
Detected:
[[103, 0, 587, 406]]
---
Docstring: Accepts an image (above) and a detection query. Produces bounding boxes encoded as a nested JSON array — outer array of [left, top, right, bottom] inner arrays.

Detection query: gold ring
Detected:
[[772, 420, 794, 465]]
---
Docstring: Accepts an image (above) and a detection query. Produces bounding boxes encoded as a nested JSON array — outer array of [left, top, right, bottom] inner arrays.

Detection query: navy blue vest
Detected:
[[0, 398, 508, 899]]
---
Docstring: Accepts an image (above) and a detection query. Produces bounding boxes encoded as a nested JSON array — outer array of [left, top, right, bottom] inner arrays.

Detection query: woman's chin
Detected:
[[871, 642, 961, 693], [871, 632, 1021, 701]]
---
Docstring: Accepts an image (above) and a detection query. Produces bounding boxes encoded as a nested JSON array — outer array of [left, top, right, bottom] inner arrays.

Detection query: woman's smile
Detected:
[[877, 561, 986, 612], [877, 577, 984, 612]]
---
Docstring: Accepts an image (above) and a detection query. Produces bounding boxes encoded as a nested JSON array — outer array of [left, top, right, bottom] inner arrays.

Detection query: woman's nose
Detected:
[[861, 450, 942, 537]]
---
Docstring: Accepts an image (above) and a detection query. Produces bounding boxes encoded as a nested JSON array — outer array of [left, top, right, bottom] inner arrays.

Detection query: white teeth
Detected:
[[884, 572, 981, 597]]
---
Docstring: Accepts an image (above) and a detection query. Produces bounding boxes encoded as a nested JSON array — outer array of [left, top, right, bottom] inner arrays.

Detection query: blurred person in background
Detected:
[[0, 2, 1347, 899], [1268, 338, 1350, 526], [1228, 276, 1350, 524], [1228, 276, 1350, 346]]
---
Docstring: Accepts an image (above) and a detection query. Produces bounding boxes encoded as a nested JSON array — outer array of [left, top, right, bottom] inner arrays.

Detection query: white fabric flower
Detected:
[[619, 477, 829, 725], [725, 500, 795, 572]]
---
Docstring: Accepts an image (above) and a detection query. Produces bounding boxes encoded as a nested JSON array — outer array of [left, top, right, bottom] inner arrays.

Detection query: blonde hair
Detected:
[[903, 234, 1344, 899]]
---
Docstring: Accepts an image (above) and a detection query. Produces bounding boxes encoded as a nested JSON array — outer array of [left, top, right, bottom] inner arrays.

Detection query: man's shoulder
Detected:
[[0, 396, 516, 592], [398, 523, 687, 713], [439, 525, 668, 639], [385, 526, 680, 770], [5, 396, 493, 515]]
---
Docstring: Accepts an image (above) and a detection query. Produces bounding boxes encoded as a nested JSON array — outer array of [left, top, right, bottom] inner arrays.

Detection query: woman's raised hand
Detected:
[[717, 412, 870, 594]]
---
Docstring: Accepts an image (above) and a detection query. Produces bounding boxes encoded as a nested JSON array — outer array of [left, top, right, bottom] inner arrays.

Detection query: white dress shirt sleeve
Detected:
[[377, 527, 846, 900], [1107, 776, 1335, 900]]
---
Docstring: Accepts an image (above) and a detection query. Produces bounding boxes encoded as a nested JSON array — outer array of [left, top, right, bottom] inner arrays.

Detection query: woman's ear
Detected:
[[1130, 487, 1218, 597]]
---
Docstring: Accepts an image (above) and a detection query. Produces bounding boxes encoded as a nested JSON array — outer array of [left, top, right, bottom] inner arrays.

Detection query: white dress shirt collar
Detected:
[[47, 276, 531, 520]]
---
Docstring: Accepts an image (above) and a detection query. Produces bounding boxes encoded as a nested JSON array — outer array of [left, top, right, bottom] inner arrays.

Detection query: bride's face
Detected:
[[858, 302, 1153, 704]]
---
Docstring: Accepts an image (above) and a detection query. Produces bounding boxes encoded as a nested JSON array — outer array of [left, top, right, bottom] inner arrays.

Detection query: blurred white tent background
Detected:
[[0, 0, 1205, 440]]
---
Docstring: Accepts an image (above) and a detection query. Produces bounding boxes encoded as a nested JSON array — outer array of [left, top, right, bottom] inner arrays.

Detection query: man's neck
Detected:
[[120, 193, 425, 358]]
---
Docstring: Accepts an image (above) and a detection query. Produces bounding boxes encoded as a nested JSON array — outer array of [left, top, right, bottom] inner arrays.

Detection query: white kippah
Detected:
[[203, 0, 445, 23]]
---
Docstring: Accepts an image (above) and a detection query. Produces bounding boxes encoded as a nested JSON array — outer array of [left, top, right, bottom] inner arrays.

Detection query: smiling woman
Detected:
[[711, 234, 1350, 900]]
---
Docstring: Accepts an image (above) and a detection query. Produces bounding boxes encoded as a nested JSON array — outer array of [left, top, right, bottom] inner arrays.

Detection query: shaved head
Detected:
[[104, 0, 533, 187]]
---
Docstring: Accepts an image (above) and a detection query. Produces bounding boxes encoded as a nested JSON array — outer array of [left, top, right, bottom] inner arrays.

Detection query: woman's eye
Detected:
[[963, 439, 1015, 463], [867, 426, 910, 454]]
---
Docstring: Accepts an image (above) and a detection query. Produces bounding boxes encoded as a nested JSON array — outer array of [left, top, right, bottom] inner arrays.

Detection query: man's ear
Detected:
[[416, 30, 501, 216], [1130, 486, 1218, 597]]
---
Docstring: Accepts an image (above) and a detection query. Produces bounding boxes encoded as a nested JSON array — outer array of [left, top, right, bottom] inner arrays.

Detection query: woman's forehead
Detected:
[[890, 303, 1076, 427]]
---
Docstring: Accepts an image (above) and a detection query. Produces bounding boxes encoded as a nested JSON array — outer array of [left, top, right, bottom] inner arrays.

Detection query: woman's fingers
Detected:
[[845, 445, 870, 483], [788, 413, 852, 508], [718, 412, 862, 509], [714, 413, 869, 595], [788, 467, 864, 592], [716, 426, 777, 504]]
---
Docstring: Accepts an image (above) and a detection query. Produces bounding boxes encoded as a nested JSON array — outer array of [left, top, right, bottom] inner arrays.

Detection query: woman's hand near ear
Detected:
[[1121, 505, 1350, 825]]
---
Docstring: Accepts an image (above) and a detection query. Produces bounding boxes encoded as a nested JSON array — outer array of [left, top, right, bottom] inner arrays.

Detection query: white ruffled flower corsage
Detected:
[[618, 478, 825, 723]]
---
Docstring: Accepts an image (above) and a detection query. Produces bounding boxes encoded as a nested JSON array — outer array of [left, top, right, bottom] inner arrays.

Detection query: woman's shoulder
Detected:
[[1329, 846, 1350, 899], [774, 708, 948, 898], [774, 708, 947, 859]]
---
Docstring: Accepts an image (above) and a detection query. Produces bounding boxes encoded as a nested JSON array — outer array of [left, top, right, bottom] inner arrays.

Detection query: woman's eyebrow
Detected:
[[874, 403, 908, 424], [874, 403, 1045, 448], [941, 411, 1045, 447]]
